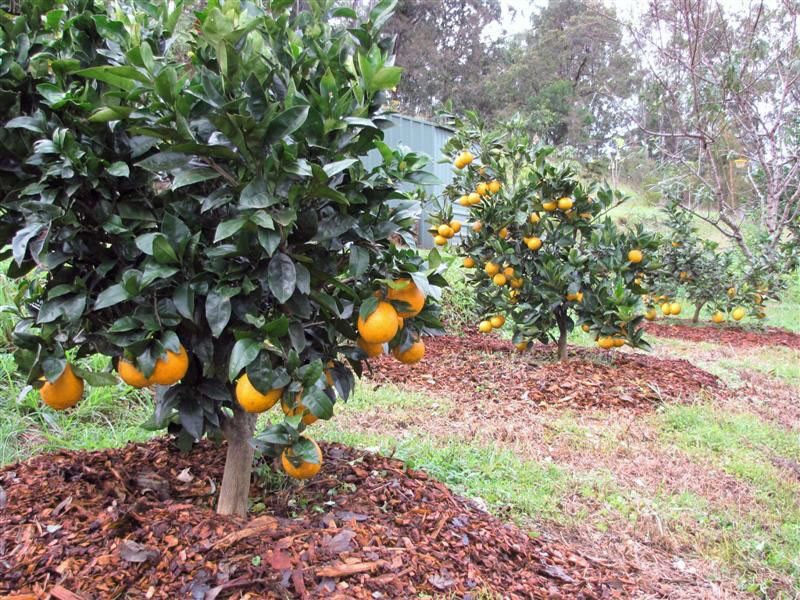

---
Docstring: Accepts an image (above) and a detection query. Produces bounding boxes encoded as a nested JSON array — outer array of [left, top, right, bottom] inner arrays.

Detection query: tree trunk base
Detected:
[[217, 406, 257, 516]]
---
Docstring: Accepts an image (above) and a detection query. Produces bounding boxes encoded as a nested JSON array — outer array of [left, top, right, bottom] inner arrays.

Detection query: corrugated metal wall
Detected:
[[370, 114, 469, 248]]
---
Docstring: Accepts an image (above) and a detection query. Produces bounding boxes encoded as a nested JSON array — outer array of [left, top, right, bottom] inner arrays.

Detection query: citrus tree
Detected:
[[649, 201, 778, 324], [0, 0, 446, 516], [434, 114, 658, 360]]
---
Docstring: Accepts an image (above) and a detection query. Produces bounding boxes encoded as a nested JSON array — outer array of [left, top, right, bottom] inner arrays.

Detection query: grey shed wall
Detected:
[[367, 114, 469, 248]]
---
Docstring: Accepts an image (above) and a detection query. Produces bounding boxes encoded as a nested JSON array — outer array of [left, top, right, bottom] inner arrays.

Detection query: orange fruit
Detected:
[[627, 249, 643, 263], [645, 309, 657, 321], [478, 320, 493, 333], [118, 359, 151, 388], [40, 364, 84, 410], [454, 156, 465, 169], [661, 302, 671, 315], [669, 302, 681, 316], [437, 224, 454, 238], [484, 262, 500, 276], [392, 340, 425, 364], [503, 266, 514, 277], [613, 337, 625, 348], [542, 201, 557, 212], [490, 315, 505, 328], [566, 292, 580, 302], [529, 213, 540, 224], [727, 287, 736, 298], [514, 341, 528, 351], [151, 345, 190, 385], [488, 180, 501, 194], [357, 301, 399, 343], [492, 273, 507, 286], [711, 312, 724, 323], [282, 394, 318, 425], [463, 257, 475, 268], [468, 192, 481, 205], [597, 337, 614, 350], [449, 220, 462, 233], [434, 235, 447, 246], [498, 227, 509, 239], [457, 195, 470, 206], [732, 307, 746, 321], [581, 324, 591, 333], [526, 237, 542, 251], [472, 221, 483, 232], [510, 277, 523, 289], [281, 438, 323, 479], [476, 182, 489, 196], [357, 337, 384, 357], [386, 279, 425, 318], [557, 197, 574, 211], [236, 375, 283, 413]]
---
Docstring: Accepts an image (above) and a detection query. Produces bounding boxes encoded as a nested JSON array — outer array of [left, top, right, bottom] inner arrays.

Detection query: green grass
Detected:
[[0, 352, 155, 465], [765, 271, 800, 332]]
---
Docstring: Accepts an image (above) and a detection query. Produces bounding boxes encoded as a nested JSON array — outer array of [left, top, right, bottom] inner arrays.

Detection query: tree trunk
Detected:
[[217, 404, 257, 516], [557, 316, 568, 361], [692, 302, 704, 323]]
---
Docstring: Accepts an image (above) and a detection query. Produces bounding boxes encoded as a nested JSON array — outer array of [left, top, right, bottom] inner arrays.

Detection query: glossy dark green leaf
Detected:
[[267, 253, 296, 303], [94, 284, 130, 310], [265, 105, 309, 143], [205, 290, 232, 338], [228, 338, 261, 381]]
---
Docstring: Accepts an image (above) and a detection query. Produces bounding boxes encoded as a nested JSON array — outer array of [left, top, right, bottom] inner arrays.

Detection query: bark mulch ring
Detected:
[[644, 320, 800, 350], [367, 333, 721, 412], [0, 438, 665, 599]]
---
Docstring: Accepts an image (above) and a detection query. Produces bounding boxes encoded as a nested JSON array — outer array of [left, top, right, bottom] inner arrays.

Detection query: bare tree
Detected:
[[631, 0, 800, 260]]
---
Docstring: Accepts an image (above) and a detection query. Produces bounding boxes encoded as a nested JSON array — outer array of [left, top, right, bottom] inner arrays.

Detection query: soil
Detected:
[[644, 321, 800, 350], [2, 438, 668, 599], [366, 333, 721, 412]]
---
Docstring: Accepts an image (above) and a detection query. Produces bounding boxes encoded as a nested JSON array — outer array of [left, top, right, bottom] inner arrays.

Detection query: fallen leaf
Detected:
[[119, 540, 160, 563]]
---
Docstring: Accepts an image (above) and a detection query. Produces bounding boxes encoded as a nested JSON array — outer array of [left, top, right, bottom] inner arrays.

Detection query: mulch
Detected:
[[366, 333, 721, 412], [0, 438, 655, 599], [643, 321, 800, 350]]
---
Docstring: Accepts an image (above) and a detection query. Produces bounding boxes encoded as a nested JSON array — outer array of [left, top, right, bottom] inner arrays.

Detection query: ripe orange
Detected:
[[529, 213, 540, 224], [502, 266, 514, 277], [476, 182, 489, 196], [434, 235, 447, 246], [498, 227, 509, 239], [437, 224, 454, 238], [711, 312, 724, 323], [151, 345, 190, 385], [281, 438, 323, 479], [613, 337, 625, 348], [488, 180, 501, 194], [118, 359, 151, 388], [557, 197, 574, 211], [514, 341, 529, 351], [357, 301, 399, 343], [644, 308, 657, 321], [597, 337, 614, 349], [627, 249, 643, 263], [282, 394, 318, 425], [661, 302, 671, 315], [510, 277, 524, 289], [478, 320, 493, 333], [727, 287, 736, 298], [236, 375, 282, 413], [39, 364, 84, 410], [526, 237, 542, 251], [472, 221, 483, 232], [397, 316, 404, 329], [490, 315, 505, 328], [468, 192, 481, 205], [449, 220, 462, 233], [669, 302, 681, 316], [463, 257, 475, 268], [492, 273, 507, 286], [386, 279, 425, 318], [732, 307, 746, 321], [457, 195, 470, 206], [581, 323, 590, 333], [454, 156, 465, 169], [484, 262, 500, 276], [357, 337, 384, 357], [392, 340, 425, 364], [542, 201, 557, 212]]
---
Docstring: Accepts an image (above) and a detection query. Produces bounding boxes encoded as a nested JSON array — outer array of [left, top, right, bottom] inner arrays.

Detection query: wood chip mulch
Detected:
[[1, 437, 656, 599], [643, 321, 800, 350], [367, 334, 721, 412]]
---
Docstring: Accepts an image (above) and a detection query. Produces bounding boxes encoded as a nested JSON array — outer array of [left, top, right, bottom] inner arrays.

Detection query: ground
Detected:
[[2, 261, 800, 598]]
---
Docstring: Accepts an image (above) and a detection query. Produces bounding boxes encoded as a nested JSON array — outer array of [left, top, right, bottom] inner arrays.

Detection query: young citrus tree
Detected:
[[434, 114, 658, 360], [0, 0, 445, 516]]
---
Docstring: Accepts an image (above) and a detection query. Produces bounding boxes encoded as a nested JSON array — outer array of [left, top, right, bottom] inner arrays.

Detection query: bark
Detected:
[[557, 315, 568, 361], [217, 404, 257, 516], [692, 302, 704, 324]]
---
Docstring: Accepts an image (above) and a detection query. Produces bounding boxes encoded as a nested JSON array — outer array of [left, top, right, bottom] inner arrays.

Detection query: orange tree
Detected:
[[434, 114, 658, 360], [650, 201, 779, 324], [0, 0, 445, 515]]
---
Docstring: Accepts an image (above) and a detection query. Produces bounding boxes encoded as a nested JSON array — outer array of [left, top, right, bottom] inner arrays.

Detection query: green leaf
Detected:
[[214, 216, 248, 242], [303, 389, 334, 420], [173, 283, 195, 320], [95, 284, 130, 310], [137, 152, 193, 172], [107, 161, 130, 177], [323, 159, 358, 178], [171, 168, 220, 190], [41, 356, 66, 382], [228, 339, 262, 381], [240, 177, 278, 209], [75, 66, 148, 90], [349, 246, 369, 277], [359, 295, 379, 320], [257, 229, 281, 256], [205, 290, 232, 338], [266, 105, 309, 143], [268, 253, 296, 304], [368, 66, 403, 93], [152, 235, 179, 265]]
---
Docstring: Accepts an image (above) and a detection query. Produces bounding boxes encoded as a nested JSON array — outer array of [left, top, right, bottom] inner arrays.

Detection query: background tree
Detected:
[[0, 0, 445, 516], [434, 113, 658, 361]]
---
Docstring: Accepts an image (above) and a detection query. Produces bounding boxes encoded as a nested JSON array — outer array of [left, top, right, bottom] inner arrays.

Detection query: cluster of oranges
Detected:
[[478, 314, 505, 334], [432, 219, 462, 246], [482, 261, 523, 289], [456, 179, 502, 207], [453, 151, 475, 170], [541, 196, 574, 212], [596, 335, 627, 349]]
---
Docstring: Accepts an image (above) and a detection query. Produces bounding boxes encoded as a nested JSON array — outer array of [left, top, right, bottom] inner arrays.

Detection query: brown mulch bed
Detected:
[[367, 334, 720, 412], [1, 438, 656, 599], [644, 321, 800, 350]]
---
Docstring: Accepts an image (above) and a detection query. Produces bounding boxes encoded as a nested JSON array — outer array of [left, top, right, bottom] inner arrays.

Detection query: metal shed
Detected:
[[376, 114, 468, 248]]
